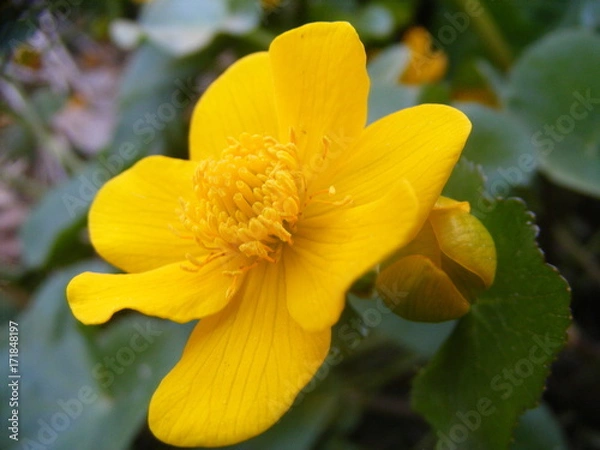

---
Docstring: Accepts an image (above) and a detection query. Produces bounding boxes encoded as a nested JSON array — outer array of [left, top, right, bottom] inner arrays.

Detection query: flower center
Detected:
[[179, 133, 302, 264]]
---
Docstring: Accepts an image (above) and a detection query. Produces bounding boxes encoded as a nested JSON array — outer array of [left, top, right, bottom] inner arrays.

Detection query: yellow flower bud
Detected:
[[377, 197, 496, 322]]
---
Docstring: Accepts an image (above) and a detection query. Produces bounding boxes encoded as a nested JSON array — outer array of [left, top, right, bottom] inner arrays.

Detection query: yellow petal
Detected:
[[148, 262, 330, 447], [189, 52, 279, 160], [89, 155, 200, 273], [377, 254, 471, 322], [429, 207, 497, 287], [434, 196, 470, 213], [67, 256, 240, 324], [269, 22, 369, 165], [324, 104, 471, 226], [286, 180, 420, 331]]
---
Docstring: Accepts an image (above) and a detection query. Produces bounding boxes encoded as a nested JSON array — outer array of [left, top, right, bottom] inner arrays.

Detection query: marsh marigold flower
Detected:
[[377, 197, 496, 322], [400, 26, 448, 85], [67, 22, 471, 446]]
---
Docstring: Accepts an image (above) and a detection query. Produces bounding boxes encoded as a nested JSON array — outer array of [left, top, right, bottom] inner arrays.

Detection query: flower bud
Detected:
[[377, 197, 496, 322]]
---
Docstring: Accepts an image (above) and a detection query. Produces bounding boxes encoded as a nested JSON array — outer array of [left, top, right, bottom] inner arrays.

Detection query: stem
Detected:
[[452, 0, 513, 71]]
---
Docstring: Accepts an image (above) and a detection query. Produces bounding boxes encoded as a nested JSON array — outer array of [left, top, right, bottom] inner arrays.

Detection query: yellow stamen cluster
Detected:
[[180, 133, 302, 264]]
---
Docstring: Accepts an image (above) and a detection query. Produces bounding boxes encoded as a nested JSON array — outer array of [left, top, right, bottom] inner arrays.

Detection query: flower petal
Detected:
[[89, 155, 200, 273], [269, 22, 369, 165], [67, 256, 240, 325], [148, 262, 330, 447], [189, 52, 279, 160], [377, 254, 471, 322], [285, 180, 420, 331], [324, 104, 471, 223]]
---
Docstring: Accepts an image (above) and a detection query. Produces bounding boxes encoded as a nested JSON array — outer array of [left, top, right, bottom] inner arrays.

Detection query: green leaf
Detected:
[[367, 84, 419, 124], [366, 44, 420, 123], [352, 3, 395, 40], [115, 0, 260, 56], [367, 44, 409, 83], [443, 157, 487, 209], [579, 0, 600, 29], [506, 29, 600, 197], [411, 199, 571, 450], [511, 403, 568, 450], [456, 103, 537, 191], [307, 0, 402, 43], [19, 186, 90, 269], [349, 295, 455, 360], [0, 260, 192, 450]]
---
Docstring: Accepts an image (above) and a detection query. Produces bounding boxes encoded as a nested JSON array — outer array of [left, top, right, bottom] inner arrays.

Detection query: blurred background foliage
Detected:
[[0, 0, 599, 449]]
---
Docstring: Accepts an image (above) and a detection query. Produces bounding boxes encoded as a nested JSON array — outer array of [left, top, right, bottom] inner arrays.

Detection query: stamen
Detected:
[[175, 132, 347, 273], [233, 192, 256, 218], [321, 135, 331, 159]]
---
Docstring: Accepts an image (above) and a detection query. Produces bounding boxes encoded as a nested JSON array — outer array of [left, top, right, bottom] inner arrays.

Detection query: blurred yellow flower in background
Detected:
[[261, 0, 282, 11], [377, 196, 496, 322], [400, 26, 448, 85], [452, 86, 500, 107], [66, 22, 471, 446]]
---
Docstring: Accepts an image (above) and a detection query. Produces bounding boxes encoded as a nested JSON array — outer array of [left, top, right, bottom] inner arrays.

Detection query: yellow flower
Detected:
[[400, 26, 448, 85], [67, 22, 471, 446], [377, 197, 497, 322]]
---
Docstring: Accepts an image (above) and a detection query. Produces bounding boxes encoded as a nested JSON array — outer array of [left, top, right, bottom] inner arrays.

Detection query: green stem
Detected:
[[452, 0, 513, 71]]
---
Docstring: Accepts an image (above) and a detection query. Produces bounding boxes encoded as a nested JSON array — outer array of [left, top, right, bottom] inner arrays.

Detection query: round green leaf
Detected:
[[353, 4, 395, 40], [367, 44, 409, 84], [507, 29, 600, 197], [457, 103, 537, 191], [137, 0, 260, 56]]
